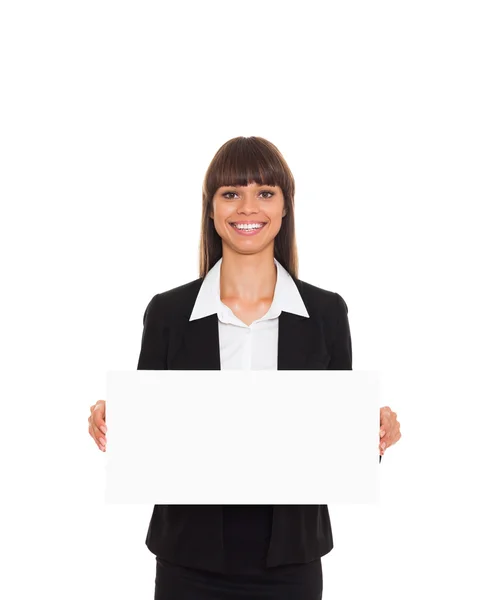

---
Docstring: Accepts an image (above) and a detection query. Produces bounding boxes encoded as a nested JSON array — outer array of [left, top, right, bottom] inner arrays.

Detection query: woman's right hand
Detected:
[[88, 400, 107, 452]]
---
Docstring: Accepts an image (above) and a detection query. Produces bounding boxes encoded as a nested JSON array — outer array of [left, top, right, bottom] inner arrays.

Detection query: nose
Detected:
[[237, 192, 259, 214]]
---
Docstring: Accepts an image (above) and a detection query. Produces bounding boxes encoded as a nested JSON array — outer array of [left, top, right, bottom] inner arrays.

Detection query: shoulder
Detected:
[[295, 278, 349, 319], [142, 278, 203, 324]]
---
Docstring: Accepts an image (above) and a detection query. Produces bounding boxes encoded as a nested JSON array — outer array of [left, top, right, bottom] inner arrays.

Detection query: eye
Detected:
[[221, 190, 275, 200]]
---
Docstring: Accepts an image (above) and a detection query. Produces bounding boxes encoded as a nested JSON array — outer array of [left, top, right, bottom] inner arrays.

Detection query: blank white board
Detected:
[[104, 370, 381, 504]]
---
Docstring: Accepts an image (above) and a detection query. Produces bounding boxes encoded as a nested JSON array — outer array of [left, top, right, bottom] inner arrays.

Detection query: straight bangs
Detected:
[[203, 137, 292, 198]]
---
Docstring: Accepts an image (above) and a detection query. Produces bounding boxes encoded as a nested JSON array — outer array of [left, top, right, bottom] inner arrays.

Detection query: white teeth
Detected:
[[232, 223, 264, 230]]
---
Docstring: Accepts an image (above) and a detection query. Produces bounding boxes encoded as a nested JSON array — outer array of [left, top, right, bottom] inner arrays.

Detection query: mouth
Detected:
[[229, 221, 267, 236]]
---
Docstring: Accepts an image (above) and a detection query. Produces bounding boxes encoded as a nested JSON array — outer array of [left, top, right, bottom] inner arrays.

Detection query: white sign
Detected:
[[104, 370, 381, 504]]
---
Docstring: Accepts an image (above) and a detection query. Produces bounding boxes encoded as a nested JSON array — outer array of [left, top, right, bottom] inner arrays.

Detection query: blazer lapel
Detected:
[[278, 310, 330, 369], [170, 313, 221, 370], [168, 279, 330, 370]]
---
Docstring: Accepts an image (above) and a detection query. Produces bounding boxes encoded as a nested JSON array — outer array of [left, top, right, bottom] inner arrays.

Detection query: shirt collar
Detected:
[[189, 257, 309, 322]]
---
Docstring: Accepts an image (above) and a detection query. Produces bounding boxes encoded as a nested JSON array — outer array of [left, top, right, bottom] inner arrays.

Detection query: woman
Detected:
[[88, 136, 402, 599]]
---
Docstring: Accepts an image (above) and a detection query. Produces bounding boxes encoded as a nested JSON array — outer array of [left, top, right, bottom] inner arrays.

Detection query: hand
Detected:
[[88, 400, 107, 452], [379, 406, 401, 456]]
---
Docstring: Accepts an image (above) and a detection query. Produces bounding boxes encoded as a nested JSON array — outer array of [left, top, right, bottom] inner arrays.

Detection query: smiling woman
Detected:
[[199, 136, 296, 277], [88, 135, 397, 600]]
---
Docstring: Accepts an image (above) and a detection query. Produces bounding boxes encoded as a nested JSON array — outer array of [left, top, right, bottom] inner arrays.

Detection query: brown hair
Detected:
[[199, 136, 299, 279]]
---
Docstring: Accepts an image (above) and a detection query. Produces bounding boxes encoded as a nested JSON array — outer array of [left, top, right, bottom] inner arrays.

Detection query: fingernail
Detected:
[[101, 425, 107, 433], [380, 442, 386, 449], [99, 437, 106, 446]]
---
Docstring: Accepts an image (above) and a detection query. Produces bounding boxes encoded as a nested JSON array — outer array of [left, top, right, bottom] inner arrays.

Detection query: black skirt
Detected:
[[154, 506, 323, 599], [154, 556, 323, 600]]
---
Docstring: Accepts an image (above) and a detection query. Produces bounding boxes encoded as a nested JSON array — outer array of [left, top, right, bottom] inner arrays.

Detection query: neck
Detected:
[[220, 244, 277, 303]]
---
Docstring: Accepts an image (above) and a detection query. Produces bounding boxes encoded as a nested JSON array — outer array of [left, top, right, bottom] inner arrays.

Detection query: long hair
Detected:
[[199, 136, 299, 279]]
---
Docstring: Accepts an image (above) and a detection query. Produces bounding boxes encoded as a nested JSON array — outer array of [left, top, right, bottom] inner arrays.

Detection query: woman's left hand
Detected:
[[379, 406, 401, 456]]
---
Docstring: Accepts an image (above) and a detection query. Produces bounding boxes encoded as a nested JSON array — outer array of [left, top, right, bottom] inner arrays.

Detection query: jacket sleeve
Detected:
[[137, 294, 169, 370], [329, 293, 382, 463], [328, 293, 352, 370]]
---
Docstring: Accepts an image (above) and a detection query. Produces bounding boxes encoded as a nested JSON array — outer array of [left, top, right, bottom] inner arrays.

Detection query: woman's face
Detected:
[[210, 181, 286, 256]]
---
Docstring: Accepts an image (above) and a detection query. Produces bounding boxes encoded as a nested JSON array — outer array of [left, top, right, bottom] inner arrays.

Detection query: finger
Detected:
[[87, 416, 105, 441], [90, 402, 101, 415], [88, 424, 105, 451], [89, 418, 106, 449], [384, 420, 402, 446], [88, 421, 105, 448], [378, 426, 388, 449], [389, 420, 400, 441], [92, 403, 107, 434], [91, 400, 104, 412], [380, 417, 390, 435], [380, 408, 392, 422], [383, 428, 394, 445], [381, 412, 391, 423], [391, 428, 402, 445]]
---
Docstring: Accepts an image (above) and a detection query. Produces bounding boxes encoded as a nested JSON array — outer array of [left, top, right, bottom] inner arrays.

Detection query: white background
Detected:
[[1, 1, 494, 598]]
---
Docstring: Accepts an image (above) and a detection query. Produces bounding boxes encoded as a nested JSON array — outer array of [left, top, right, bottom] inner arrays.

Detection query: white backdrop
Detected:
[[1, 1, 494, 598]]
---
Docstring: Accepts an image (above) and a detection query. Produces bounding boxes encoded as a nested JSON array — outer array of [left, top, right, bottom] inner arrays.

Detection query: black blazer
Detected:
[[137, 274, 380, 573]]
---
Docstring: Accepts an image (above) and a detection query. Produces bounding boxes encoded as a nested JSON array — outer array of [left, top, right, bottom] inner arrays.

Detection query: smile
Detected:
[[229, 222, 267, 236]]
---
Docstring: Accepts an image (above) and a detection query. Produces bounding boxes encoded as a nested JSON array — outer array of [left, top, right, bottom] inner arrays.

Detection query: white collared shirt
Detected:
[[189, 257, 309, 370]]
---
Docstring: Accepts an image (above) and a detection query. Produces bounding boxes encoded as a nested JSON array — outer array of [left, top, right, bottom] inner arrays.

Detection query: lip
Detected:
[[229, 222, 267, 236]]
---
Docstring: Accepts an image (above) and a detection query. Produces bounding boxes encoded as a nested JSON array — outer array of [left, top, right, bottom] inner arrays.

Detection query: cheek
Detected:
[[211, 203, 229, 222], [269, 209, 285, 226], [270, 201, 286, 221], [210, 208, 230, 233]]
